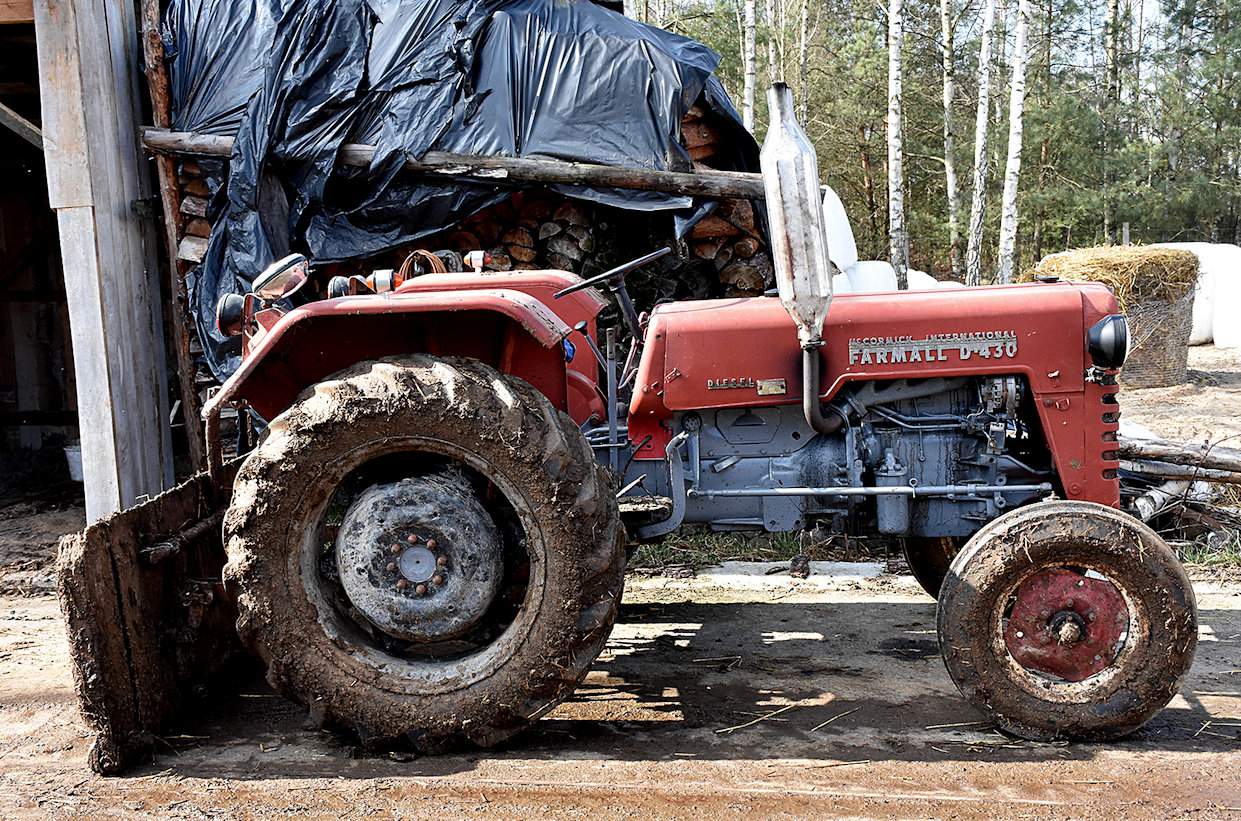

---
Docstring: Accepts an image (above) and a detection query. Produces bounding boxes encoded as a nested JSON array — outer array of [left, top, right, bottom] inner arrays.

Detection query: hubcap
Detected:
[[334, 474, 503, 643], [397, 545, 437, 582], [1003, 567, 1129, 682]]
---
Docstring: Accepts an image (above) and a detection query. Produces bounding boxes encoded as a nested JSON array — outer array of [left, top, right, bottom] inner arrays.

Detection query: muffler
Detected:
[[759, 83, 837, 434]]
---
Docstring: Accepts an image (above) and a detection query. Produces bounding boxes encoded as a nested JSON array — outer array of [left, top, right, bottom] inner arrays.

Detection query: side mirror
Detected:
[[253, 254, 310, 301]]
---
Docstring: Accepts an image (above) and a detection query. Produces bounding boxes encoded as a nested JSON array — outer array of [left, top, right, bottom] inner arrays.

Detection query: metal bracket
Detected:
[[634, 432, 689, 540]]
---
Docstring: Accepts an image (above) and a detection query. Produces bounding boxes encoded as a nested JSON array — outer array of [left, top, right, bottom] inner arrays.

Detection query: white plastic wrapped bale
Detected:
[[821, 186, 860, 272], [905, 268, 938, 290], [845, 260, 898, 292], [1153, 242, 1241, 346]]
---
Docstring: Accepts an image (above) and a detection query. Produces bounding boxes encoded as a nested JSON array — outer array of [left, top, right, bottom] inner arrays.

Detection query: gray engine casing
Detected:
[[634, 379, 1052, 537]]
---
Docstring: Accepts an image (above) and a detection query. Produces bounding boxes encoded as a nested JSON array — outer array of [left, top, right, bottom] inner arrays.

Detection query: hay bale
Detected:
[[1030, 246, 1199, 388]]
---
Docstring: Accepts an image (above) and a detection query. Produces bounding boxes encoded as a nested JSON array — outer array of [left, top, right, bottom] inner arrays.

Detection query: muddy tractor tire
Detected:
[[937, 500, 1196, 741], [222, 355, 625, 749], [901, 537, 961, 599]]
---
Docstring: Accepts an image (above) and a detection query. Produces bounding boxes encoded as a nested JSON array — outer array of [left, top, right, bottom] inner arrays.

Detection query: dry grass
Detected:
[[1029, 246, 1198, 309], [629, 527, 895, 570]]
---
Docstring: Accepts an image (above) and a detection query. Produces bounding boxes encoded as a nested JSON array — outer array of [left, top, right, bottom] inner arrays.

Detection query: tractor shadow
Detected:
[[145, 597, 1241, 780]]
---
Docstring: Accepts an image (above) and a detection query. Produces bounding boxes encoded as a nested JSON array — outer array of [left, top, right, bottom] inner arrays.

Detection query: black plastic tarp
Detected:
[[163, 0, 757, 379]]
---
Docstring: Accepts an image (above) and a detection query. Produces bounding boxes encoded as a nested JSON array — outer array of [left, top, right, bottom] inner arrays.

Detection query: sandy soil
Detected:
[[1122, 346, 1241, 442], [2, 572, 1240, 820]]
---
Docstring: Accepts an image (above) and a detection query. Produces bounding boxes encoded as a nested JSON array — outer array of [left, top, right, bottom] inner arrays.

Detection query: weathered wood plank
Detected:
[[57, 460, 243, 774], [0, 0, 33, 24], [141, 0, 206, 471], [0, 100, 41, 147], [35, 0, 174, 519], [141, 127, 769, 200]]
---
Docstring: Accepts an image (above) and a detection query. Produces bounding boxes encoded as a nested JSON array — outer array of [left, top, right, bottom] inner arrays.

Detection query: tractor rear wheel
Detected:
[[223, 355, 625, 749], [937, 500, 1196, 741]]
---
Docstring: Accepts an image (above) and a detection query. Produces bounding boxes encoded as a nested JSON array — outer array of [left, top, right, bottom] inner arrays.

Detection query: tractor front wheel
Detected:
[[937, 500, 1196, 741], [223, 355, 625, 749]]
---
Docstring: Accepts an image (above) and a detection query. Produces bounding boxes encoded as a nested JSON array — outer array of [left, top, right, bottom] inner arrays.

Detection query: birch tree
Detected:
[[743, 0, 757, 130], [965, 0, 997, 286], [887, 0, 909, 287], [797, 0, 810, 121], [766, 0, 779, 80], [997, 0, 1030, 282], [940, 0, 962, 280]]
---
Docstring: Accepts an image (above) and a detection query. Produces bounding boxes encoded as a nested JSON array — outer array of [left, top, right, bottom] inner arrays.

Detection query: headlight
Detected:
[[215, 293, 246, 337], [1087, 314, 1128, 369]]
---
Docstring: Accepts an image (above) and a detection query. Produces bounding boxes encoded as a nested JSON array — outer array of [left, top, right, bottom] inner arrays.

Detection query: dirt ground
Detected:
[[1122, 346, 1241, 443], [0, 346, 1239, 819], [1, 573, 1239, 819]]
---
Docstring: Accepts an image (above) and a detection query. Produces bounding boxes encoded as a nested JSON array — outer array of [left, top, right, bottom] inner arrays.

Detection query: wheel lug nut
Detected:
[[426, 538, 438, 550], [407, 534, 419, 544], [415, 583, 427, 596], [396, 578, 410, 590], [432, 574, 445, 586], [436, 556, 449, 567], [386, 562, 397, 573]]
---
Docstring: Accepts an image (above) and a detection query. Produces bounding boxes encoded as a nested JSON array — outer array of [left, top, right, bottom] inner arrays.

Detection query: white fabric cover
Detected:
[[821, 186, 860, 273]]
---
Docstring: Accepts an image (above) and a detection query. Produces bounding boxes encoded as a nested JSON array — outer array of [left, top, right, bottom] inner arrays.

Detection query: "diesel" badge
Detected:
[[707, 377, 756, 390]]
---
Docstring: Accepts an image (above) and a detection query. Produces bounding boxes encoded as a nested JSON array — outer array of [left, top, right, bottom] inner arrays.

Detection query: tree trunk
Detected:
[[887, 0, 908, 287], [965, 0, 997, 286], [1102, 0, 1120, 242], [1032, 0, 1052, 263], [859, 127, 881, 252], [996, 0, 1030, 283], [1117, 436, 1241, 474], [766, 0, 779, 81], [940, 0, 962, 280], [743, 0, 757, 131], [798, 0, 810, 121]]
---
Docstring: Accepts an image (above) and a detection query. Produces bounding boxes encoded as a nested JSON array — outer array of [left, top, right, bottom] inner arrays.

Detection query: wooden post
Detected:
[[34, 0, 174, 520], [140, 0, 205, 471], [141, 127, 771, 200]]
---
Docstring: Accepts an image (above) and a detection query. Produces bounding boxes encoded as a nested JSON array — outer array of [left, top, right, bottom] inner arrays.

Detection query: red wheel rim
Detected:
[[1003, 567, 1129, 682]]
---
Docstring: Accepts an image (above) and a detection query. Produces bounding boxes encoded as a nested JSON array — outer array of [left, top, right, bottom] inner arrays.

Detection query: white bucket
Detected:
[[64, 441, 84, 482]]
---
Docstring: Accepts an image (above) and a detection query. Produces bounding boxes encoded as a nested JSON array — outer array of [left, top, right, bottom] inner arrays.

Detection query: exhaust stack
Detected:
[[760, 83, 838, 434], [760, 83, 834, 350]]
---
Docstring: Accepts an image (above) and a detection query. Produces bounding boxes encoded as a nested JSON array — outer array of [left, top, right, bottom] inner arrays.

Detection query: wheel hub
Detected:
[[334, 474, 503, 643], [1003, 567, 1129, 682], [397, 544, 437, 582]]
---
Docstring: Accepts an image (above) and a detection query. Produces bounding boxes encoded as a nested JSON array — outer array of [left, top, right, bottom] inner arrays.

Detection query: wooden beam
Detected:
[[140, 0, 205, 471], [141, 127, 769, 200], [0, 99, 41, 148], [35, 0, 174, 520], [0, 0, 33, 24]]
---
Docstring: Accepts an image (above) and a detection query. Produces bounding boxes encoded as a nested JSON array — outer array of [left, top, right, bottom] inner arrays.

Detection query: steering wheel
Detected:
[[553, 247, 672, 300], [554, 247, 671, 340]]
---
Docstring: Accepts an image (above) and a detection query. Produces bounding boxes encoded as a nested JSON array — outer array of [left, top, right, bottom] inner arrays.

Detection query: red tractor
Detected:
[[204, 86, 1195, 750]]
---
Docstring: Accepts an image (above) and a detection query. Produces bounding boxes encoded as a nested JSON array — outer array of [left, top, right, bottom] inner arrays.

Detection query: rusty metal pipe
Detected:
[[802, 347, 844, 435]]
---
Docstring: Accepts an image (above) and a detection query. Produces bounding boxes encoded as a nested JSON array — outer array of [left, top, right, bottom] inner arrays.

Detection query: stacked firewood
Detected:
[[174, 160, 214, 265], [403, 104, 772, 295], [440, 190, 598, 275]]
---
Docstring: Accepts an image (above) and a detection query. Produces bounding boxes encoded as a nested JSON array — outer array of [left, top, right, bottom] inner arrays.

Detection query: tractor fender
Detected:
[[204, 288, 577, 425]]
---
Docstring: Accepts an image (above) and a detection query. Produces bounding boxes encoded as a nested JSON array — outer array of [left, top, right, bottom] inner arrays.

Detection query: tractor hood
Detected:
[[627, 280, 1120, 455]]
